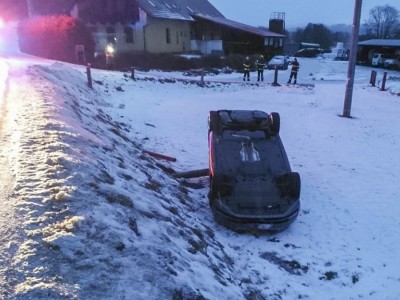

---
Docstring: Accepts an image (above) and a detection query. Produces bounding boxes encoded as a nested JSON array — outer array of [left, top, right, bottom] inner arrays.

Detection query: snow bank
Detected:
[[1, 58, 400, 299]]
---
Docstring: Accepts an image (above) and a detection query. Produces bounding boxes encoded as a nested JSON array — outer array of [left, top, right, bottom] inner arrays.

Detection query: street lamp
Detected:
[[105, 44, 115, 56], [105, 44, 115, 69]]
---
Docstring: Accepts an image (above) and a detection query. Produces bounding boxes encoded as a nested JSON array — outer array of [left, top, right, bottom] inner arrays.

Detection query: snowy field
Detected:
[[1, 24, 400, 299]]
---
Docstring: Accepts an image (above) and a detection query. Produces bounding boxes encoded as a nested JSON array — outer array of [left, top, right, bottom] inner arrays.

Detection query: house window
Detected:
[[176, 32, 179, 44], [124, 27, 134, 44], [106, 26, 116, 44], [166, 28, 171, 44]]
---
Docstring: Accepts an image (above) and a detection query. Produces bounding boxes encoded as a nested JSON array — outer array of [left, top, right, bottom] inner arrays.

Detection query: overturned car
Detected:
[[208, 110, 300, 232]]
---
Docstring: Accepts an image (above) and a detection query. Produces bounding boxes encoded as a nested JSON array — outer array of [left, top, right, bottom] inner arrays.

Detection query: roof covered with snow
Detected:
[[358, 39, 400, 47], [138, 0, 224, 21], [137, 0, 282, 38], [193, 14, 285, 38]]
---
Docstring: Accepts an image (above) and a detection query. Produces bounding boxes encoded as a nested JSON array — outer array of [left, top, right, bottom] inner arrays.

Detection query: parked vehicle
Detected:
[[383, 55, 400, 70], [294, 48, 324, 58], [371, 53, 394, 67], [286, 56, 296, 65], [208, 110, 301, 232], [334, 48, 349, 61], [266, 55, 288, 70]]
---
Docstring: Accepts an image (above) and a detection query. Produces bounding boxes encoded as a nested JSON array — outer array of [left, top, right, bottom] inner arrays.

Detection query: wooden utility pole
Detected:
[[342, 0, 363, 118]]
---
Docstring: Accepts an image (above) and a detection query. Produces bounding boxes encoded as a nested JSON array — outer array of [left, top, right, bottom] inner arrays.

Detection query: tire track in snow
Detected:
[[0, 64, 78, 298], [0, 61, 24, 299]]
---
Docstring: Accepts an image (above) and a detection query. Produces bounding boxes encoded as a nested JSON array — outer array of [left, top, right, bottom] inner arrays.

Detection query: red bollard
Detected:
[[131, 66, 135, 79]]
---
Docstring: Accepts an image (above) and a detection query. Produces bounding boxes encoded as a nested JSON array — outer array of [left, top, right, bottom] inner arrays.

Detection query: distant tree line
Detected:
[[289, 4, 399, 50], [292, 23, 343, 50]]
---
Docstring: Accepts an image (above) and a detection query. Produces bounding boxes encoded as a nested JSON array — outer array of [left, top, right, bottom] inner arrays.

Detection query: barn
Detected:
[[358, 39, 400, 64]]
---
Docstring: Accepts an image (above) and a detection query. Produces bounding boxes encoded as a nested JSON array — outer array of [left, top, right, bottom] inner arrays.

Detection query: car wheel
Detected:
[[208, 177, 216, 204], [208, 174, 220, 200], [208, 176, 216, 200], [268, 112, 280, 136], [209, 111, 220, 134], [276, 172, 301, 199], [287, 172, 301, 199]]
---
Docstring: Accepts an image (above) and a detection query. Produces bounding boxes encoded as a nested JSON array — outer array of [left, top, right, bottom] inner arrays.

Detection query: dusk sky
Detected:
[[208, 0, 400, 29]]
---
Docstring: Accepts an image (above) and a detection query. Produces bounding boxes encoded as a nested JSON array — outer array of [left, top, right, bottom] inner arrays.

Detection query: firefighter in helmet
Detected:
[[243, 56, 250, 81], [288, 58, 300, 84], [256, 55, 265, 82]]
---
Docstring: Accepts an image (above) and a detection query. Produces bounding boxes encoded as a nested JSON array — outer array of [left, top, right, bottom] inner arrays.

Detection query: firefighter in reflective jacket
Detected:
[[256, 55, 265, 82], [243, 56, 250, 81], [287, 58, 300, 84]]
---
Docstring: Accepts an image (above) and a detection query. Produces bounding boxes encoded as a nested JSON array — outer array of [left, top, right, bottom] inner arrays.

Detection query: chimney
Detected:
[[269, 12, 285, 34]]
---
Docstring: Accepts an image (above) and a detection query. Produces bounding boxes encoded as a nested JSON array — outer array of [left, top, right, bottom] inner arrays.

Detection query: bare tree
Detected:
[[293, 23, 333, 49], [365, 5, 399, 38]]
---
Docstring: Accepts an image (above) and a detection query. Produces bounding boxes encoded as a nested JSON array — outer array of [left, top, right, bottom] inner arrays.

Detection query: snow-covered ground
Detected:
[[1, 22, 400, 300]]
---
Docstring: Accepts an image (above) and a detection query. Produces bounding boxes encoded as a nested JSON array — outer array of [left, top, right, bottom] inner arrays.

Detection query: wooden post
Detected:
[[342, 0, 363, 118], [380, 72, 387, 91], [200, 69, 205, 86], [143, 150, 177, 162], [173, 168, 209, 179], [370, 70, 377, 86], [131, 66, 135, 80], [272, 67, 279, 86], [86, 63, 92, 89]]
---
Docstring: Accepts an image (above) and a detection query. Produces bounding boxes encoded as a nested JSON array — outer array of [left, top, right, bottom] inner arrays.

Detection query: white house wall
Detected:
[[143, 17, 192, 53], [90, 9, 192, 55], [190, 40, 223, 55], [90, 23, 145, 56]]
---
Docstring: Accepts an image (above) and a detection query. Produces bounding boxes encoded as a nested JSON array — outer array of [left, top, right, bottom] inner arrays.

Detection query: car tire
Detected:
[[276, 172, 301, 199], [209, 111, 220, 134], [268, 112, 280, 136], [208, 177, 216, 204], [208, 175, 223, 206], [209, 176, 216, 198], [287, 172, 301, 199]]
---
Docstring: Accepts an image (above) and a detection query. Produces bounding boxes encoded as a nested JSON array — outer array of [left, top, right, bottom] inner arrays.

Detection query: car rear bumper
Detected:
[[211, 201, 300, 233]]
